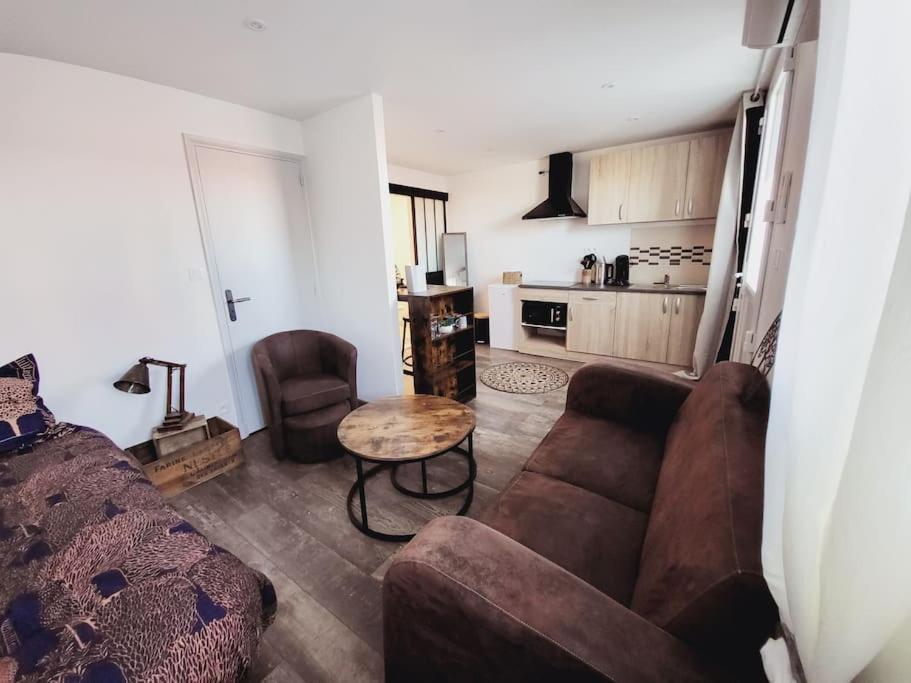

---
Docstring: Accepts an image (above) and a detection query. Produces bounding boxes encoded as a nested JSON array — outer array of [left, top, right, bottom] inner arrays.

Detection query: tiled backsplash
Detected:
[[629, 245, 712, 266], [628, 225, 714, 285]]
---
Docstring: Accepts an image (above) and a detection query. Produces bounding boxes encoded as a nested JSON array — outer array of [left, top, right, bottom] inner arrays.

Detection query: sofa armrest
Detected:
[[384, 516, 725, 683], [319, 333, 358, 407], [251, 346, 285, 458], [566, 362, 693, 434]]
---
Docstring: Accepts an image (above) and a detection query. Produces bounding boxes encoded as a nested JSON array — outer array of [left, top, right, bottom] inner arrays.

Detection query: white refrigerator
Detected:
[[488, 284, 518, 350]]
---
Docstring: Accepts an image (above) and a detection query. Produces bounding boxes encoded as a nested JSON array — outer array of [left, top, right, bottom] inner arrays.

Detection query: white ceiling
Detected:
[[0, 1, 760, 175]]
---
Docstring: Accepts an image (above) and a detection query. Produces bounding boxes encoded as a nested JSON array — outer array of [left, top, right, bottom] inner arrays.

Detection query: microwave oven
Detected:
[[521, 300, 568, 329]]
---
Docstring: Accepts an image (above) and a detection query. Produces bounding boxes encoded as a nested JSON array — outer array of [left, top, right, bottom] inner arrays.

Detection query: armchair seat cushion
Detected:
[[479, 471, 647, 605], [281, 374, 350, 416], [525, 410, 665, 513]]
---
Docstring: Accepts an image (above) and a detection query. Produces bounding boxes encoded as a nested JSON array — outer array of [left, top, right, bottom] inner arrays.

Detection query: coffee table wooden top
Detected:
[[337, 395, 475, 462]]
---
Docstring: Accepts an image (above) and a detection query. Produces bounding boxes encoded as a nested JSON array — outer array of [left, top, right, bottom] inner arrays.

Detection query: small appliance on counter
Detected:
[[611, 255, 630, 287]]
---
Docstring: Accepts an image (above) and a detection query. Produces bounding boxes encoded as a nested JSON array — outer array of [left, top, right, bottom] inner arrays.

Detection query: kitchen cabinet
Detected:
[[627, 141, 690, 223], [515, 284, 704, 367], [614, 292, 672, 363], [567, 291, 617, 355], [666, 294, 706, 366], [587, 149, 631, 225], [683, 130, 730, 220], [587, 128, 732, 226]]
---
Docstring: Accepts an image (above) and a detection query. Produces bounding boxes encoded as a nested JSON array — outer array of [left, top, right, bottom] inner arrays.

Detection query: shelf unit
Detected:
[[403, 285, 477, 402]]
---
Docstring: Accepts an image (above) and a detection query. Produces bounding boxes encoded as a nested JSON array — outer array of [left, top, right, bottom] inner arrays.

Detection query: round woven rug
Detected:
[[480, 362, 569, 394]]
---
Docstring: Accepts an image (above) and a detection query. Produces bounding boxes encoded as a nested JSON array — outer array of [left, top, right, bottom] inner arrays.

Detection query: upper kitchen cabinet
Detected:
[[627, 140, 690, 222], [587, 128, 732, 226], [587, 149, 631, 225], [683, 130, 731, 220]]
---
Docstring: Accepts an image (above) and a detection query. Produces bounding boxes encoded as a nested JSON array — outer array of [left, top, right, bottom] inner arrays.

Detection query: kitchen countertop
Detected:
[[519, 280, 707, 295]]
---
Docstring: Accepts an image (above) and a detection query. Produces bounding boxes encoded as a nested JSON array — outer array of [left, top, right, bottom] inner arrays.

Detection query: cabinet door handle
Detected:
[[569, 305, 573, 322], [663, 296, 668, 314], [618, 203, 623, 221], [674, 199, 680, 216], [687, 198, 694, 216], [582, 296, 598, 301], [675, 296, 681, 314]]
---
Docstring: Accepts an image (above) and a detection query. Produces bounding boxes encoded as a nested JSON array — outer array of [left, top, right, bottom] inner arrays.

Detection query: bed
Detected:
[[0, 424, 275, 682]]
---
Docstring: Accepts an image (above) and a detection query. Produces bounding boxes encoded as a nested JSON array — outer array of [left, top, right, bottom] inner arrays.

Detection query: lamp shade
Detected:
[[113, 362, 150, 394]]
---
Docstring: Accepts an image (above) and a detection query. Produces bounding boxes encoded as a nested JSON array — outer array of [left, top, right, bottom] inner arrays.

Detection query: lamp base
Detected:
[[157, 411, 196, 433]]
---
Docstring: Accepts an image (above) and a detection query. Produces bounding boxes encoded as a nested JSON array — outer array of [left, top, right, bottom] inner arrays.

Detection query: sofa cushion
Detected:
[[480, 471, 647, 605], [0, 354, 55, 454], [630, 362, 778, 653], [525, 410, 664, 513], [281, 374, 350, 415]]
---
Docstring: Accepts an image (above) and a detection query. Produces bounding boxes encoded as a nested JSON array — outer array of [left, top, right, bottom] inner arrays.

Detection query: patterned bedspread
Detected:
[[0, 426, 276, 682]]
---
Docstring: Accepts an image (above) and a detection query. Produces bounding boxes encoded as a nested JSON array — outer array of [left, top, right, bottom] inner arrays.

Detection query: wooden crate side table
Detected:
[[127, 417, 243, 497]]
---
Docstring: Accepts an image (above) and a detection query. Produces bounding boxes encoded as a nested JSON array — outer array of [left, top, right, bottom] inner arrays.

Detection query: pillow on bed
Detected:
[[0, 354, 56, 454]]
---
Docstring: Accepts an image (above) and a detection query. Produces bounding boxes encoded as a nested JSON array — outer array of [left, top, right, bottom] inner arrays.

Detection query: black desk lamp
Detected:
[[114, 357, 194, 432]]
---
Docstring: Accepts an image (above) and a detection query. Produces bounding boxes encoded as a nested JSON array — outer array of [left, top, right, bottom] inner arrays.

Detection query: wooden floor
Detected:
[[172, 346, 677, 682]]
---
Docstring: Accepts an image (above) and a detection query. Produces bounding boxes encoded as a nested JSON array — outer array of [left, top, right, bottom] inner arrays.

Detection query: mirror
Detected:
[[442, 233, 468, 286]]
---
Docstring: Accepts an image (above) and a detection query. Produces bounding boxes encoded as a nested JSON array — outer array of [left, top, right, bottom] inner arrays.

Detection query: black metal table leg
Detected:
[[346, 432, 477, 542], [355, 457, 368, 531]]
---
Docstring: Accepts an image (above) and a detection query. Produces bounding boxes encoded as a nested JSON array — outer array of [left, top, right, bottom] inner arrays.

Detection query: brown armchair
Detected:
[[252, 330, 358, 462]]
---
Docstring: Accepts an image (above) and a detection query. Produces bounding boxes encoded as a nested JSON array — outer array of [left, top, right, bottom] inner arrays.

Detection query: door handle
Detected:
[[225, 289, 252, 322], [675, 296, 681, 314], [663, 296, 668, 314]]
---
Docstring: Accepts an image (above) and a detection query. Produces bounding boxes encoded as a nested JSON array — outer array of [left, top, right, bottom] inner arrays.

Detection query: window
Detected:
[[389, 184, 448, 276], [745, 69, 793, 292]]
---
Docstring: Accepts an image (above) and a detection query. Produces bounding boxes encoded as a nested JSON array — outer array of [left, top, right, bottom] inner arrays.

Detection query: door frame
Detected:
[[183, 134, 315, 436]]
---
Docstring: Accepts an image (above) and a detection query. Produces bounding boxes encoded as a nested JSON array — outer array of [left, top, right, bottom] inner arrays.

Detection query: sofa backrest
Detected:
[[630, 362, 778, 655]]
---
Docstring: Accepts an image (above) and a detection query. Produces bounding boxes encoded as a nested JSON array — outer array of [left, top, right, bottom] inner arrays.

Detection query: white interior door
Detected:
[[187, 140, 319, 436]]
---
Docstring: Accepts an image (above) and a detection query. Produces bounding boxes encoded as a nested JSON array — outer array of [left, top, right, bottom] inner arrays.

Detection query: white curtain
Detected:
[[761, 0, 911, 680], [686, 94, 762, 379]]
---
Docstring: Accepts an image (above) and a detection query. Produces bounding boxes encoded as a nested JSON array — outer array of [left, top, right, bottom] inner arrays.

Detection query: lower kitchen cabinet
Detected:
[[666, 294, 706, 366], [614, 293, 672, 363], [516, 286, 704, 366], [566, 291, 617, 355]]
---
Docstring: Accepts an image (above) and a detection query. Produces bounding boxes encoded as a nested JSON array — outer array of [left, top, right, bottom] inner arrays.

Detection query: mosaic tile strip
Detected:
[[629, 245, 712, 267]]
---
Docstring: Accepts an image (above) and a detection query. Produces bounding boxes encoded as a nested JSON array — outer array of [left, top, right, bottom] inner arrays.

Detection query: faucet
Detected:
[[654, 273, 671, 287]]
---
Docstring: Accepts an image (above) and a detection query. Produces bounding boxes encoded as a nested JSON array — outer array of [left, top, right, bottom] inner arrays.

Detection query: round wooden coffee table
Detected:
[[338, 395, 476, 542]]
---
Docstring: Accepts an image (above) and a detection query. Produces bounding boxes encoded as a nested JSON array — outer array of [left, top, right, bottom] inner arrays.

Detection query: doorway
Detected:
[[184, 136, 320, 436], [389, 184, 450, 394]]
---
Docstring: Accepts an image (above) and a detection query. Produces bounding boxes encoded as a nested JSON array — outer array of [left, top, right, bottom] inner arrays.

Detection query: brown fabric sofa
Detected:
[[383, 361, 778, 682], [252, 330, 357, 462]]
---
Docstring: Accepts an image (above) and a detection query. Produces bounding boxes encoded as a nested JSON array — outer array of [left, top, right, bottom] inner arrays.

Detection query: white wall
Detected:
[[301, 95, 402, 399], [446, 157, 631, 312], [0, 54, 307, 447]]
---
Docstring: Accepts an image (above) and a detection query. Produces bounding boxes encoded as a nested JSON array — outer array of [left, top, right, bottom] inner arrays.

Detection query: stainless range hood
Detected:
[[522, 152, 586, 220]]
